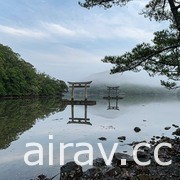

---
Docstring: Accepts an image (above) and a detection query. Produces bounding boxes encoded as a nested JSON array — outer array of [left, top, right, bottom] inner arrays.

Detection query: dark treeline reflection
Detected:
[[0, 98, 66, 149]]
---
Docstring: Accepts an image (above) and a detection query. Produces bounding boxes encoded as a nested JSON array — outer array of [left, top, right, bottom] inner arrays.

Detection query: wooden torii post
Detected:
[[68, 81, 92, 101]]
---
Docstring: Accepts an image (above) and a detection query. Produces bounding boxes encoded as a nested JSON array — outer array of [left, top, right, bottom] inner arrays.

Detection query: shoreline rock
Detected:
[[134, 127, 141, 133], [60, 136, 180, 180]]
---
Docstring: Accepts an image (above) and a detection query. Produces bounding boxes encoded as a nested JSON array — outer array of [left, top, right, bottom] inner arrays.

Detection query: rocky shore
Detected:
[[60, 136, 180, 179], [34, 127, 180, 180]]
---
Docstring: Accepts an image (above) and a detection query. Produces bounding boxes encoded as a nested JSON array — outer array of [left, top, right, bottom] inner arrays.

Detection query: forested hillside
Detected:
[[0, 44, 67, 97]]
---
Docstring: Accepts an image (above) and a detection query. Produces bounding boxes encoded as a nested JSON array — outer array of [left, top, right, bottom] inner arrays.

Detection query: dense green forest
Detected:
[[0, 44, 67, 97]]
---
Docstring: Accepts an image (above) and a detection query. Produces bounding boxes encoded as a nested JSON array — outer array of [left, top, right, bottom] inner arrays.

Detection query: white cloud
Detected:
[[115, 26, 153, 41], [0, 24, 46, 39], [43, 22, 153, 42], [21, 45, 109, 81], [42, 22, 94, 39], [0, 15, 154, 43], [71, 20, 153, 42], [43, 23, 75, 36], [25, 45, 103, 64]]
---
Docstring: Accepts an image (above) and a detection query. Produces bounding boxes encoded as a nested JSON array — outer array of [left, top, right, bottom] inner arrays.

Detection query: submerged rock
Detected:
[[156, 136, 160, 139], [165, 127, 171, 130], [134, 127, 141, 133], [98, 137, 107, 141], [172, 124, 179, 128], [128, 140, 147, 146], [117, 136, 126, 141], [33, 174, 59, 180]]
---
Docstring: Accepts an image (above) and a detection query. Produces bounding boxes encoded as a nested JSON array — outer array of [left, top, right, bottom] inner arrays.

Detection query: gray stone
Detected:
[[82, 167, 103, 179], [172, 128, 180, 136], [98, 137, 107, 141], [103, 167, 121, 178], [117, 136, 126, 141], [134, 127, 141, 133], [165, 127, 171, 130], [112, 153, 134, 167], [60, 161, 83, 180], [172, 124, 179, 128], [137, 151, 151, 162], [93, 158, 106, 167]]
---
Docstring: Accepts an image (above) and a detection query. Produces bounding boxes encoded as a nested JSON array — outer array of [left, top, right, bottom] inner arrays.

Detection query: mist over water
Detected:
[[84, 70, 168, 86], [0, 94, 179, 179]]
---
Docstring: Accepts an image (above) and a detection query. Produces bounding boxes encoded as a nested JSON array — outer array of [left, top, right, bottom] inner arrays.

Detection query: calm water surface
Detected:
[[0, 95, 179, 180]]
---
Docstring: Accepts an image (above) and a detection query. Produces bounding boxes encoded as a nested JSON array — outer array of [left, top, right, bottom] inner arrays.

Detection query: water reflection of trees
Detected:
[[0, 98, 66, 149]]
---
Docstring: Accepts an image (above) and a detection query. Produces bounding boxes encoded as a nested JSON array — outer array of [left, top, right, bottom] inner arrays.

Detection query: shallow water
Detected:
[[0, 95, 179, 180]]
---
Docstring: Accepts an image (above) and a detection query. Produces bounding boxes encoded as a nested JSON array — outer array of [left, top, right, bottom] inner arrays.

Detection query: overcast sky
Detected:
[[0, 0, 166, 82]]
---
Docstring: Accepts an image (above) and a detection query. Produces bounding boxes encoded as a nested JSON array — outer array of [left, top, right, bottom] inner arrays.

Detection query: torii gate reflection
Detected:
[[107, 98, 120, 110], [68, 103, 92, 125], [103, 86, 125, 110]]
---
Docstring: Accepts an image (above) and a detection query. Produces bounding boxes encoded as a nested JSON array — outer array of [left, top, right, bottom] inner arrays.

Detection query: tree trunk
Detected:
[[168, 0, 180, 34]]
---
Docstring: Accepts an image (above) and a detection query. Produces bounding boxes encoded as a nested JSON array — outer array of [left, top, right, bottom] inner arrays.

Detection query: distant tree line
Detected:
[[0, 44, 67, 97]]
